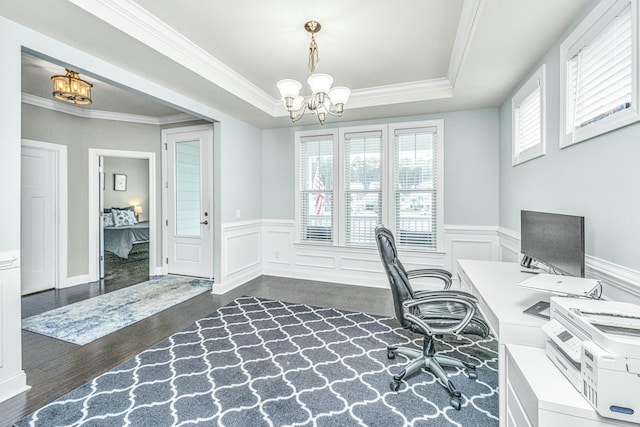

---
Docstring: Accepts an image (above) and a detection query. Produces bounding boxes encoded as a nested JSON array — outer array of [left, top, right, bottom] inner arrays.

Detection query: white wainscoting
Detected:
[[497, 227, 640, 305], [259, 220, 500, 291], [0, 251, 29, 403], [213, 221, 640, 304], [214, 220, 263, 294]]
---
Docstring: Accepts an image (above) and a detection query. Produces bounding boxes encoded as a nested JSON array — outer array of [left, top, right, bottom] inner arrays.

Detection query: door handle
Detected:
[[200, 220, 208, 225]]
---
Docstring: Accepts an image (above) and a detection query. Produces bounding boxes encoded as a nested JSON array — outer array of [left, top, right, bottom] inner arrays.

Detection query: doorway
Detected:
[[88, 149, 156, 283], [101, 156, 150, 282], [163, 124, 214, 279]]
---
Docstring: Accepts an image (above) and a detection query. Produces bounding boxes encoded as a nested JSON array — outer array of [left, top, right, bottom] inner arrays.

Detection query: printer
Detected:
[[542, 296, 640, 424]]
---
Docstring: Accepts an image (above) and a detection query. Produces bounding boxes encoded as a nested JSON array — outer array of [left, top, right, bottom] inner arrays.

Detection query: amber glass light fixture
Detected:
[[51, 69, 93, 105]]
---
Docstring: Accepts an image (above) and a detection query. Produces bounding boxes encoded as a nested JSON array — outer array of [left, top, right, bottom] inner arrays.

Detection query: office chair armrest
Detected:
[[407, 268, 453, 290], [413, 289, 478, 304], [402, 294, 477, 336]]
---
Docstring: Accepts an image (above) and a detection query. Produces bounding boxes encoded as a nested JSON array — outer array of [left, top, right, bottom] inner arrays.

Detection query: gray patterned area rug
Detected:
[[16, 296, 498, 426]]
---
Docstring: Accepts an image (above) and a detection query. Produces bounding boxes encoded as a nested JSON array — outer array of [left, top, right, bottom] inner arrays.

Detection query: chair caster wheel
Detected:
[[390, 381, 401, 392], [450, 396, 461, 410], [467, 370, 478, 380], [387, 350, 396, 359]]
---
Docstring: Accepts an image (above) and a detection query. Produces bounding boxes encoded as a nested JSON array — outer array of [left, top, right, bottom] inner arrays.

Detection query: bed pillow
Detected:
[[112, 208, 137, 227], [103, 211, 115, 227]]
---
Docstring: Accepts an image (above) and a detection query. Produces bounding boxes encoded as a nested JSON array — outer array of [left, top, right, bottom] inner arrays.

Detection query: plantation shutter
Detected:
[[515, 86, 541, 154], [567, 1, 632, 134]]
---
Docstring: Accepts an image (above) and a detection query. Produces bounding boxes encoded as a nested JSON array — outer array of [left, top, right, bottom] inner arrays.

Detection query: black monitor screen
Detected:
[[520, 210, 585, 277]]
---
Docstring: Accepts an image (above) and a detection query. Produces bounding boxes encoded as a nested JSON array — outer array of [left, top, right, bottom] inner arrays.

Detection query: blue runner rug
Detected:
[[22, 276, 212, 345], [16, 296, 498, 426]]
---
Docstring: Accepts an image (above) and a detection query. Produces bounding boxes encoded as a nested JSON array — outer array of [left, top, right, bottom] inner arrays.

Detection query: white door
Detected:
[[21, 146, 56, 295], [165, 126, 213, 278]]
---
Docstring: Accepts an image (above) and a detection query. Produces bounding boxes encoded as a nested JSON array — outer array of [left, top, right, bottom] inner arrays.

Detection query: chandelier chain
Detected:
[[308, 32, 319, 74]]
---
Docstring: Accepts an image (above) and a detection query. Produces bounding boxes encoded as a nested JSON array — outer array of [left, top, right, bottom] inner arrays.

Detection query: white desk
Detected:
[[457, 260, 633, 427]]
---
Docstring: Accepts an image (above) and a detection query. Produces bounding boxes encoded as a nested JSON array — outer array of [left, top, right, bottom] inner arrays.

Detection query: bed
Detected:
[[104, 221, 149, 259]]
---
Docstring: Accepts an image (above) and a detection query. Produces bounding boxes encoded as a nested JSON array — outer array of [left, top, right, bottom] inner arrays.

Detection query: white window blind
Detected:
[[300, 136, 334, 242], [563, 0, 636, 146], [512, 65, 545, 165], [517, 90, 541, 151], [344, 131, 382, 245], [394, 127, 438, 248]]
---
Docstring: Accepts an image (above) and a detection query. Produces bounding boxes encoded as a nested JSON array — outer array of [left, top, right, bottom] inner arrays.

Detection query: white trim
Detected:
[[66, 0, 490, 115], [20, 139, 68, 289], [559, 0, 640, 148], [88, 149, 157, 282], [161, 124, 214, 279], [511, 64, 546, 165], [448, 0, 486, 87], [22, 93, 196, 125]]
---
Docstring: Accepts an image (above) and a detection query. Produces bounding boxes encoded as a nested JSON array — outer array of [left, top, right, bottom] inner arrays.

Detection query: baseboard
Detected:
[[0, 371, 29, 404], [61, 274, 91, 288], [212, 263, 262, 295]]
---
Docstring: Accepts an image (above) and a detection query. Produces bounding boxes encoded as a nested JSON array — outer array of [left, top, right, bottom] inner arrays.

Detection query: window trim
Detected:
[[388, 120, 445, 252], [294, 120, 444, 252], [512, 65, 546, 165], [294, 129, 339, 245], [338, 124, 388, 247], [559, 0, 639, 148]]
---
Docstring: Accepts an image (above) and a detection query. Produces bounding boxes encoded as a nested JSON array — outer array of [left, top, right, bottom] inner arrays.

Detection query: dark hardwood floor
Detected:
[[1, 271, 394, 427]]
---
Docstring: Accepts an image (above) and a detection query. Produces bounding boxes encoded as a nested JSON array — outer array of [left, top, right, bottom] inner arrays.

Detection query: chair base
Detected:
[[387, 344, 478, 410]]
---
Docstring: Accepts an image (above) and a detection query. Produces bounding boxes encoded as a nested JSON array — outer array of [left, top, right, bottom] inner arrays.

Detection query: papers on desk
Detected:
[[517, 273, 601, 298]]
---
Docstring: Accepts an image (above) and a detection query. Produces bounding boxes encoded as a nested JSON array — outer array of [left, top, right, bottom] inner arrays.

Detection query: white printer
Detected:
[[542, 296, 640, 424]]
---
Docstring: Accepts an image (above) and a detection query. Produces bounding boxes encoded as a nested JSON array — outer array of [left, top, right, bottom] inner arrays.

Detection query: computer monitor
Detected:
[[520, 210, 585, 277]]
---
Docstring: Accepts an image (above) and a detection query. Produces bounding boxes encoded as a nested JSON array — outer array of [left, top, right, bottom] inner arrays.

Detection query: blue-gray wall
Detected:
[[262, 109, 500, 226], [498, 1, 640, 270]]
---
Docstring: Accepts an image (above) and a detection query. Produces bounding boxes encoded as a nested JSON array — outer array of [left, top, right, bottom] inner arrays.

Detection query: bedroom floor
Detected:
[[103, 242, 149, 283]]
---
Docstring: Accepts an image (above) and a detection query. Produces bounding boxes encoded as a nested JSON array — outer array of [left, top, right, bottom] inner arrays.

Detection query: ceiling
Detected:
[[5, 0, 592, 128]]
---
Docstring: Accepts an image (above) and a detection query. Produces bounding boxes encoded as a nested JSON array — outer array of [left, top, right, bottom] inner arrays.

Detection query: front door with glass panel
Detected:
[[165, 125, 213, 278]]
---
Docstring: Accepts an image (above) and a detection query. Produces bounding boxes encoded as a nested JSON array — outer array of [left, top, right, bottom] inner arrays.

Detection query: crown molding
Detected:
[[69, 0, 480, 116], [68, 0, 276, 115], [448, 0, 485, 87], [22, 93, 195, 125]]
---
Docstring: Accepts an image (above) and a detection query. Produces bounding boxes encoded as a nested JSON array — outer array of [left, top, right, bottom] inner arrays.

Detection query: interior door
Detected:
[[21, 145, 56, 295], [165, 126, 213, 278], [99, 156, 105, 279]]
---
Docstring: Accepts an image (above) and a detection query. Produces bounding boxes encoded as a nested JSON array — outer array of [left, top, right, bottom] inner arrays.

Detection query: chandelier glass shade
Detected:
[[277, 21, 350, 124], [51, 69, 93, 105]]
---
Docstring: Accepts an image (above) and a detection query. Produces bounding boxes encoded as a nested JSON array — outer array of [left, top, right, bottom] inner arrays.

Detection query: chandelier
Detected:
[[277, 21, 351, 124], [51, 69, 93, 105]]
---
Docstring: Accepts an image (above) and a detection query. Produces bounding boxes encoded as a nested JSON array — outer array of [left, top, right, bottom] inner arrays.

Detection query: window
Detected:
[[560, 0, 638, 147], [390, 121, 444, 250], [295, 120, 443, 251], [295, 130, 336, 243], [512, 65, 546, 165], [342, 128, 384, 246]]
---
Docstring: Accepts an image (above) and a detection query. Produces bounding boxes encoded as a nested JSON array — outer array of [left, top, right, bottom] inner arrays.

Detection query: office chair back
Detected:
[[375, 224, 415, 328]]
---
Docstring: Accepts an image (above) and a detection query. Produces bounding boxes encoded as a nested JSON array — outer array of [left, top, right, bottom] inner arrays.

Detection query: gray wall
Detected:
[[22, 103, 162, 276], [103, 157, 149, 221], [498, 1, 640, 270], [262, 109, 500, 226]]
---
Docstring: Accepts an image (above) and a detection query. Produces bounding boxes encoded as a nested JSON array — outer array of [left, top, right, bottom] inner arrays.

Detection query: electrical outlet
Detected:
[[235, 209, 241, 218]]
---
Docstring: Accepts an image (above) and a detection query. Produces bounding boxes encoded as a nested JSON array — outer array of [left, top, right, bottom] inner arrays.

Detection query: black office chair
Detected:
[[375, 224, 490, 410]]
